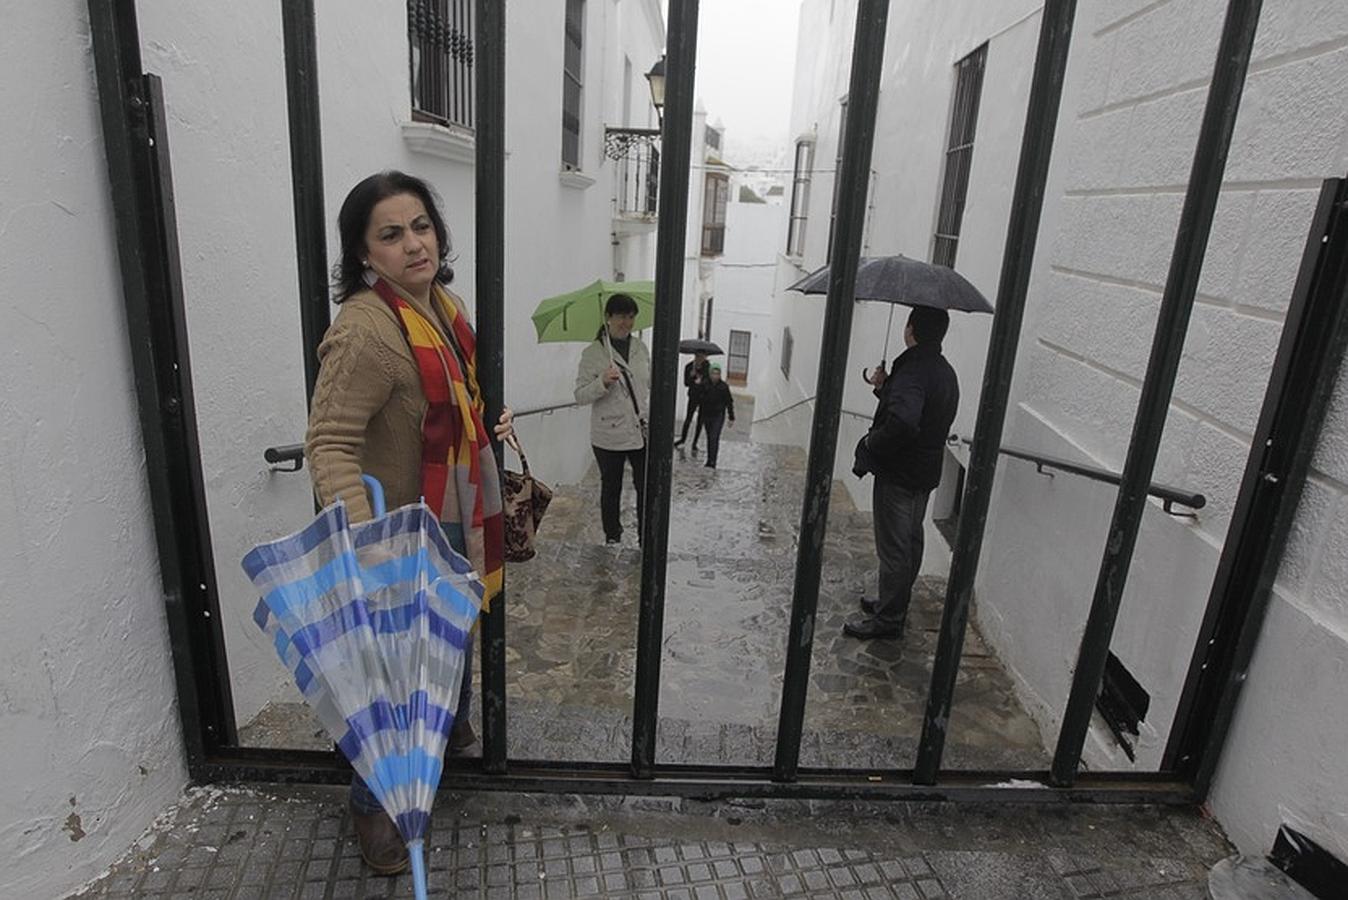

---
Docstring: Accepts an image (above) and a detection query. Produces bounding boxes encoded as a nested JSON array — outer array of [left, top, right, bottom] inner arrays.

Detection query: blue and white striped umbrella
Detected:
[[242, 478, 483, 899]]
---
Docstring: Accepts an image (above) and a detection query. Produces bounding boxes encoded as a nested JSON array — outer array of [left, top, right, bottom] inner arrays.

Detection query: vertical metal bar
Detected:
[[474, 0, 508, 775], [913, 0, 1076, 785], [1163, 177, 1348, 797], [281, 0, 330, 405], [772, 0, 891, 783], [1050, 0, 1262, 787], [87, 0, 239, 767], [630, 0, 700, 779]]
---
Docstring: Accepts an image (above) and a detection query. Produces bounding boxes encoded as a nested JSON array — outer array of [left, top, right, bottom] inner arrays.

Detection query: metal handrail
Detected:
[[953, 436, 1205, 514], [264, 444, 304, 472], [754, 393, 873, 425], [513, 400, 579, 419], [752, 394, 816, 424], [260, 400, 578, 472]]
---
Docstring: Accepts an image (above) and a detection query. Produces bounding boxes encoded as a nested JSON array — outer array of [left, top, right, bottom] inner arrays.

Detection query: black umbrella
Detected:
[[788, 255, 992, 380], [787, 254, 993, 312], [678, 338, 723, 355]]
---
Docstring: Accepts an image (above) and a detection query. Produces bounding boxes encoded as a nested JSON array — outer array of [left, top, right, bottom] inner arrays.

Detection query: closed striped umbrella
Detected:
[[242, 478, 482, 899]]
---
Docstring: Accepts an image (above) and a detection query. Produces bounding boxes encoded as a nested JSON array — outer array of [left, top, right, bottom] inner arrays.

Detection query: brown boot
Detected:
[[448, 718, 477, 756], [350, 806, 409, 875]]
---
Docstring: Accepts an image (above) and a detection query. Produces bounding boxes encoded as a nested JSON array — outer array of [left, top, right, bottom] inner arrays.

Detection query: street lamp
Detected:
[[645, 55, 666, 123]]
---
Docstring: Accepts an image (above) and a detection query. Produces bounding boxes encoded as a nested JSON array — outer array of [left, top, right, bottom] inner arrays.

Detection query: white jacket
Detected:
[[574, 331, 650, 451]]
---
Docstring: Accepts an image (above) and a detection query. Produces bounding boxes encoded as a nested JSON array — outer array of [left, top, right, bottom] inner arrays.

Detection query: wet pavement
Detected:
[[69, 784, 1232, 899], [241, 401, 1046, 772]]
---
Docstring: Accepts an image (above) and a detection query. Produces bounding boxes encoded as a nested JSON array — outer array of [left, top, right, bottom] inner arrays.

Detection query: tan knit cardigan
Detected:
[[305, 285, 472, 524]]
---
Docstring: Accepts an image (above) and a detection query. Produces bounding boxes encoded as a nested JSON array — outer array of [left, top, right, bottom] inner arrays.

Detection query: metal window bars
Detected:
[[409, 0, 475, 131], [931, 43, 987, 268]]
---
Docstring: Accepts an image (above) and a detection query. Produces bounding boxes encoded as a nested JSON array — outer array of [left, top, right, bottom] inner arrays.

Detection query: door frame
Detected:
[[91, 0, 1335, 806]]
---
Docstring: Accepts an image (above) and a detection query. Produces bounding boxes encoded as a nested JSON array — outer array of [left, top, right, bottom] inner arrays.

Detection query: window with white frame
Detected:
[[932, 43, 987, 267], [561, 0, 585, 169], [786, 140, 814, 257]]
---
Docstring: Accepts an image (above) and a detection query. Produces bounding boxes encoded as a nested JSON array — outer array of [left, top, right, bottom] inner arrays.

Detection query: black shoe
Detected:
[[606, 536, 621, 545], [843, 617, 903, 640], [674, 438, 685, 448], [704, 462, 716, 469], [859, 596, 879, 617]]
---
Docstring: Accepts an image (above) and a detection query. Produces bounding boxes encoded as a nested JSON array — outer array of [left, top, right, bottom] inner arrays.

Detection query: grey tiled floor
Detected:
[[70, 786, 1229, 899]]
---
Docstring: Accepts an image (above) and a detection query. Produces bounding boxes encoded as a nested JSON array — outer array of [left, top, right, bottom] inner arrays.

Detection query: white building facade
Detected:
[[761, 0, 1348, 859], [0, 1, 662, 896]]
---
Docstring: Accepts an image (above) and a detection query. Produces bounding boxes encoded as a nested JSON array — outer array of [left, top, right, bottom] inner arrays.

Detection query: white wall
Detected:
[[712, 193, 787, 395], [0, 3, 187, 897], [977, 0, 1348, 857], [769, 0, 1348, 860]]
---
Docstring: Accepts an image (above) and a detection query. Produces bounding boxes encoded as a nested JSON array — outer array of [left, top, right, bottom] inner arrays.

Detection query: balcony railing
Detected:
[[605, 127, 660, 221]]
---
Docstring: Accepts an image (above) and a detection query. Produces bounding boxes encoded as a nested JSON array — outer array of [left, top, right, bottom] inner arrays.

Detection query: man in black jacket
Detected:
[[846, 306, 959, 640]]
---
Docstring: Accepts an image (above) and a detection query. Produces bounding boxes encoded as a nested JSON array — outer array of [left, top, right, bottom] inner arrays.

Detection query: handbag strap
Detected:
[[504, 431, 531, 475]]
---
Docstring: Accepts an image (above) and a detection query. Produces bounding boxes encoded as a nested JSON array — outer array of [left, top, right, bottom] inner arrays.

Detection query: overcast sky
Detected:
[[664, 0, 803, 151]]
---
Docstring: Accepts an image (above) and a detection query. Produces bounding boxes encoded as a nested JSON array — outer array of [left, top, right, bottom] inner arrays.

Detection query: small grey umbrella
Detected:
[[678, 338, 724, 355]]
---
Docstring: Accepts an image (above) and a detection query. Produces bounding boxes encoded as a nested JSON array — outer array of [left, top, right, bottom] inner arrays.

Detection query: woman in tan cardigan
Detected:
[[305, 171, 512, 876]]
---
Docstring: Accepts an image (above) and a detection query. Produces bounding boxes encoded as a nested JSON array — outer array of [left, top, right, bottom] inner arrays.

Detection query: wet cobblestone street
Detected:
[[243, 419, 1046, 772]]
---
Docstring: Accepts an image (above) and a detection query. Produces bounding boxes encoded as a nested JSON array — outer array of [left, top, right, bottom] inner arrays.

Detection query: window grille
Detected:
[[786, 140, 814, 257], [408, 0, 475, 130], [931, 44, 987, 268], [727, 329, 751, 386]]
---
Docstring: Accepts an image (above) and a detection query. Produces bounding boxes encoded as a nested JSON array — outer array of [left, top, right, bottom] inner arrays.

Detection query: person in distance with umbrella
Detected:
[[847, 306, 959, 641], [675, 349, 710, 453]]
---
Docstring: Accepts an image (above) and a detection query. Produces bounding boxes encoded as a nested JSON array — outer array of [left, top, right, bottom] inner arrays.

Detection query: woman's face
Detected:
[[363, 193, 439, 296], [607, 311, 637, 340], [710, 368, 722, 383]]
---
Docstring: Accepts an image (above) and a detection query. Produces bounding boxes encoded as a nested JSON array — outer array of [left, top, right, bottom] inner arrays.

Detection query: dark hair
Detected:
[[907, 306, 950, 344], [333, 170, 454, 301], [595, 293, 640, 339], [605, 293, 639, 317]]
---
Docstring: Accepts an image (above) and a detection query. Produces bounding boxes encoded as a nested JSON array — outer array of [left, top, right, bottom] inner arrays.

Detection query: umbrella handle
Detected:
[[409, 839, 428, 900], [361, 474, 387, 518]]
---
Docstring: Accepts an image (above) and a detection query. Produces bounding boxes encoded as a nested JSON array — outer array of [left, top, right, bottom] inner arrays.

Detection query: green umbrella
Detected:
[[531, 279, 656, 343]]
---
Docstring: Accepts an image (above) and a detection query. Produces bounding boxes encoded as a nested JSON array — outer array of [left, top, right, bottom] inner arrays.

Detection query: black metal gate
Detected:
[[88, 0, 1347, 806]]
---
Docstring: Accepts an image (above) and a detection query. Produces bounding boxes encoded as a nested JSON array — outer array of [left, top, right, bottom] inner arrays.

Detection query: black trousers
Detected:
[[703, 412, 726, 466], [872, 476, 929, 631], [593, 445, 646, 541], [678, 396, 705, 446]]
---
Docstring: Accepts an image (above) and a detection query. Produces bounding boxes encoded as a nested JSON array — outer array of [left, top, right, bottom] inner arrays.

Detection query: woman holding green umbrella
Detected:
[[573, 293, 650, 545]]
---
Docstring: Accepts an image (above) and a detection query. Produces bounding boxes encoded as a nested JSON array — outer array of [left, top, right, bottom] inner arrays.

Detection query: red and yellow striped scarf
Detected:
[[372, 277, 503, 603]]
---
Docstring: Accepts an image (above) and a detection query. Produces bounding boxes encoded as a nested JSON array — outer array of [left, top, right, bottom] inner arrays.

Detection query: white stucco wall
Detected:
[[132, 0, 663, 730], [0, 3, 188, 897], [769, 0, 1348, 861]]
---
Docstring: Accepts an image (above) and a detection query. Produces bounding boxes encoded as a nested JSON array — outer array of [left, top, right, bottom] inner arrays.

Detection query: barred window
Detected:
[[701, 172, 728, 257], [932, 44, 987, 268], [408, 0, 475, 131], [561, 0, 585, 169], [786, 140, 814, 257]]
